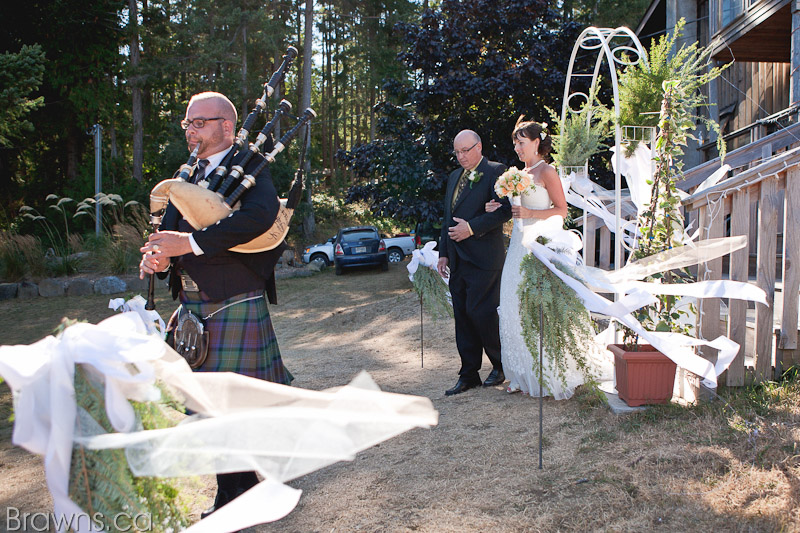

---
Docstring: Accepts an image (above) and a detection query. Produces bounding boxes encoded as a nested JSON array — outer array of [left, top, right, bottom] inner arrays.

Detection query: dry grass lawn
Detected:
[[1, 262, 799, 532]]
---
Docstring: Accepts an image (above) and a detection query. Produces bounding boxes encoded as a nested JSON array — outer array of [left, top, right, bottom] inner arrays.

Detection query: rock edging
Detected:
[[0, 266, 320, 301]]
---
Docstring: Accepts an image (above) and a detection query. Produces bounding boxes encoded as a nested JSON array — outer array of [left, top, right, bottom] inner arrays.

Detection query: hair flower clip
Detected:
[[540, 123, 548, 140]]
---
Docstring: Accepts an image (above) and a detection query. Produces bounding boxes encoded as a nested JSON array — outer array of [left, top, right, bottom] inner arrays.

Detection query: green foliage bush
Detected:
[[0, 233, 40, 281], [617, 18, 729, 156], [5, 193, 148, 280]]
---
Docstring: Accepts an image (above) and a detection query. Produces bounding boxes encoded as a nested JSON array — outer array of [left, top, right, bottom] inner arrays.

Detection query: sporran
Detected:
[[172, 307, 210, 369]]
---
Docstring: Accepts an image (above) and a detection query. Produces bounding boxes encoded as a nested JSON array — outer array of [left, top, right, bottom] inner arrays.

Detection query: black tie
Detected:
[[194, 159, 210, 183]]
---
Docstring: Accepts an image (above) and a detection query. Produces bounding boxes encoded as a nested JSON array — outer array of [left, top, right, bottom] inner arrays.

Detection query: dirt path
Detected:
[[1, 262, 799, 532]]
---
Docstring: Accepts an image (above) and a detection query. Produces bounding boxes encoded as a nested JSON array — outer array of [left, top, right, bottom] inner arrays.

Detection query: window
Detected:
[[341, 230, 377, 243], [721, 0, 745, 27]]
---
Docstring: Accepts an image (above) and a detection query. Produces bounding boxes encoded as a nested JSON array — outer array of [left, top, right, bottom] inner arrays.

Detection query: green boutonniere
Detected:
[[467, 170, 482, 189]]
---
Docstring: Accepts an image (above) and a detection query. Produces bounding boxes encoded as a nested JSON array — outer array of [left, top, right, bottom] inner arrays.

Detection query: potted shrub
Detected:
[[610, 77, 713, 406], [607, 20, 731, 406]]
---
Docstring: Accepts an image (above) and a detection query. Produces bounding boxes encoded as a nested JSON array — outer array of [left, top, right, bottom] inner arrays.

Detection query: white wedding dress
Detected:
[[499, 181, 593, 400]]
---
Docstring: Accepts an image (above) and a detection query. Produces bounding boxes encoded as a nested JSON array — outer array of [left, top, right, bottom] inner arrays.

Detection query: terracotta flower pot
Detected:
[[608, 344, 677, 407]]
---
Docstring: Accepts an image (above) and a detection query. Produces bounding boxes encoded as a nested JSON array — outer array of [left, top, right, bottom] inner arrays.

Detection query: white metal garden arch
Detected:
[[560, 26, 651, 271]]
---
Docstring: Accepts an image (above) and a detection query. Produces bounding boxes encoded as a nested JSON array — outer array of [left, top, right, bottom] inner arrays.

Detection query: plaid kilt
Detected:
[[171, 290, 293, 385]]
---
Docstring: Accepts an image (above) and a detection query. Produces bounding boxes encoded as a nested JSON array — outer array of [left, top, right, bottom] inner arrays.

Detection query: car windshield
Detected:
[[341, 230, 377, 243]]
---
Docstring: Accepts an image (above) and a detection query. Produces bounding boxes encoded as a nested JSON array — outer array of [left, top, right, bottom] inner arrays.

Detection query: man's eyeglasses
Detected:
[[181, 117, 225, 130], [452, 141, 479, 157]]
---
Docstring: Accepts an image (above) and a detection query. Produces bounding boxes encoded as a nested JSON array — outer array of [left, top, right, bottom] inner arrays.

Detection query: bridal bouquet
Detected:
[[495, 167, 533, 231]]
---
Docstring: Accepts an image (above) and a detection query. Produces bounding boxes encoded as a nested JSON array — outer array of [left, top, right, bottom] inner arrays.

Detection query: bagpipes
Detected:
[[146, 46, 315, 310]]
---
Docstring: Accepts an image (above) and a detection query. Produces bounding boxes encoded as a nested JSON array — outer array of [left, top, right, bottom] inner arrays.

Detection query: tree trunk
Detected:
[[301, 0, 315, 239], [321, 9, 329, 171], [129, 0, 144, 184]]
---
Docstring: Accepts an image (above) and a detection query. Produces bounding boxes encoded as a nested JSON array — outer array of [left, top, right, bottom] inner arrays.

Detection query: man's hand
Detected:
[[139, 252, 170, 279], [141, 231, 193, 257], [437, 257, 449, 279], [138, 231, 193, 279], [447, 217, 471, 242]]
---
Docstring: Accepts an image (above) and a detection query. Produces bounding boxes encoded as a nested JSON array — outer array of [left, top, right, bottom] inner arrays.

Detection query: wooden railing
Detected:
[[682, 146, 800, 384]]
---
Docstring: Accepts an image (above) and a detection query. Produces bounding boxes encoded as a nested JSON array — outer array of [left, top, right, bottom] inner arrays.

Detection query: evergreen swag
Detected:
[[411, 265, 453, 320], [70, 364, 188, 532], [517, 253, 597, 391]]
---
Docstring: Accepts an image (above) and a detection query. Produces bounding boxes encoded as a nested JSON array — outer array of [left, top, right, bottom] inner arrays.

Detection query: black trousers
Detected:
[[448, 256, 503, 381], [215, 471, 259, 508]]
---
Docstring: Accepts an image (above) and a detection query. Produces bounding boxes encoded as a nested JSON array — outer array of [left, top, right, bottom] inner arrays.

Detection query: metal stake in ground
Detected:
[[539, 302, 544, 470], [420, 293, 424, 368]]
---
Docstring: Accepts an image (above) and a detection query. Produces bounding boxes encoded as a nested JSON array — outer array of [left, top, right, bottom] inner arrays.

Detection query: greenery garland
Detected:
[[517, 253, 597, 392], [411, 265, 453, 320], [69, 364, 188, 532]]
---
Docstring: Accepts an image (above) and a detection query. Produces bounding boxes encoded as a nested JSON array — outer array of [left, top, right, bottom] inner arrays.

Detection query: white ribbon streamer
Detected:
[[564, 178, 638, 245], [610, 143, 653, 215], [0, 311, 438, 532], [406, 240, 441, 282], [603, 236, 748, 285], [692, 164, 732, 195], [109, 295, 166, 338], [0, 313, 165, 533]]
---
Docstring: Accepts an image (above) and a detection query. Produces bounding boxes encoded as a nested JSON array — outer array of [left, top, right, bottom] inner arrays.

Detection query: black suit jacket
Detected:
[[438, 157, 511, 271], [160, 147, 287, 303]]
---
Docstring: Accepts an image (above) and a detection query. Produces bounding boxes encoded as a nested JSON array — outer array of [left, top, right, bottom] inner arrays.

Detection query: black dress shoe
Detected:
[[445, 378, 481, 396], [483, 368, 505, 387], [201, 470, 258, 519]]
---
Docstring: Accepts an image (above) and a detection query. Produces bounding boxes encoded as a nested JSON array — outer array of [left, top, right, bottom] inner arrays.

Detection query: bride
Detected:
[[486, 117, 592, 399]]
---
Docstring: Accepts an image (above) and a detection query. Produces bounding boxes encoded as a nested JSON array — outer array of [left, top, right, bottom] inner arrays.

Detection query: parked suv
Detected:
[[333, 226, 389, 275]]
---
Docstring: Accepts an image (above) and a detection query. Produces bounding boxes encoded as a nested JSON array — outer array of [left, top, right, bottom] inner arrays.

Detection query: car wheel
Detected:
[[380, 261, 389, 272], [335, 262, 343, 275], [387, 248, 404, 263], [310, 253, 330, 267]]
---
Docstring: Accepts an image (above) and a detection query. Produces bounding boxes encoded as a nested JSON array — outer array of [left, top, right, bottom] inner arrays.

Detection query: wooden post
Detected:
[[584, 218, 596, 268], [726, 189, 750, 386], [699, 203, 724, 364], [755, 179, 780, 382], [791, 0, 800, 107], [599, 226, 611, 270], [695, 205, 707, 334], [780, 167, 800, 369]]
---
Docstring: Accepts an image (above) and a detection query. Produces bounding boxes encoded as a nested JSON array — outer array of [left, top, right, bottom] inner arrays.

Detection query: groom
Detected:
[[437, 130, 511, 396]]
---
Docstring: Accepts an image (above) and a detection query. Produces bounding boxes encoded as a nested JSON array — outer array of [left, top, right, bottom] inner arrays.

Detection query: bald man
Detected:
[[139, 91, 292, 516], [437, 130, 511, 396]]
